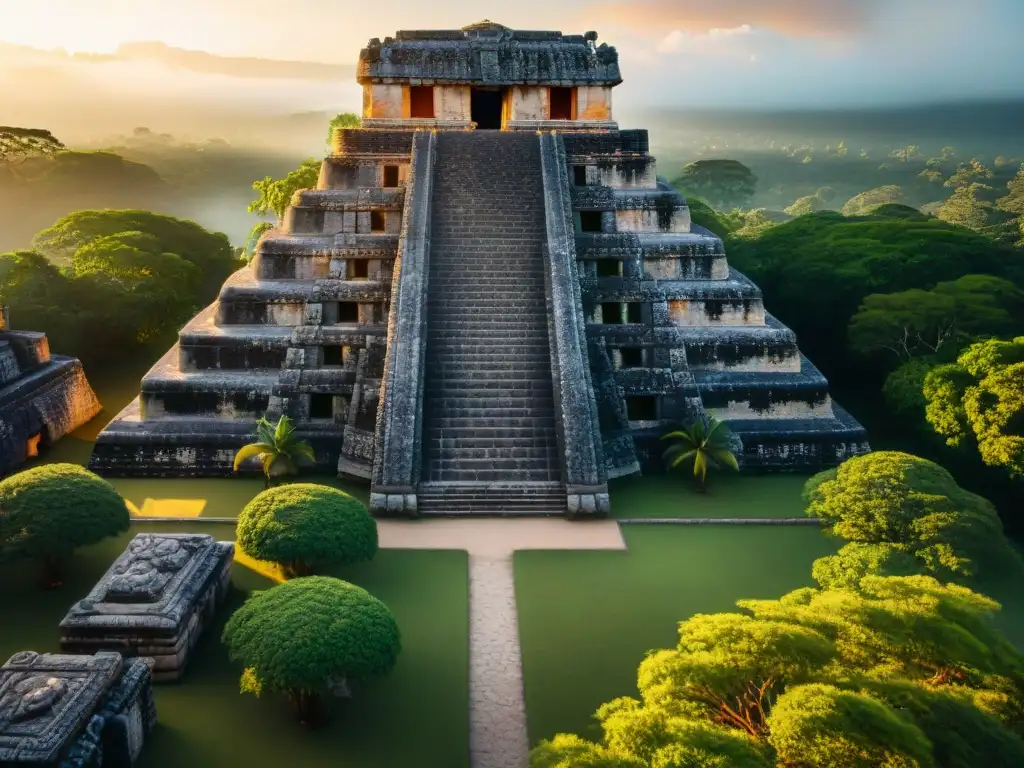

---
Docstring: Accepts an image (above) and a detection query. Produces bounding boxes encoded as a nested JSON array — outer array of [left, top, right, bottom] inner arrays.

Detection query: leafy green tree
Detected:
[[683, 196, 738, 239], [248, 158, 320, 224], [233, 414, 316, 488], [222, 576, 401, 725], [811, 542, 922, 590], [661, 416, 739, 492], [883, 359, 935, 426], [0, 464, 130, 587], [236, 484, 377, 577], [785, 192, 830, 217], [326, 112, 360, 145], [889, 145, 922, 165], [731, 209, 779, 238], [841, 185, 904, 216], [32, 209, 236, 295], [938, 183, 993, 232], [919, 168, 945, 184], [765, 683, 934, 767], [848, 275, 1024, 364], [944, 159, 994, 190], [0, 126, 64, 179], [673, 160, 757, 210], [804, 451, 1022, 581], [924, 337, 1024, 479], [725, 212, 1023, 376], [242, 221, 274, 262], [995, 163, 1024, 246]]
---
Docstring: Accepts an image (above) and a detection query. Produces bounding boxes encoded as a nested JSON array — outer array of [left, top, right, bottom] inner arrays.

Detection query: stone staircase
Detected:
[[419, 131, 565, 514]]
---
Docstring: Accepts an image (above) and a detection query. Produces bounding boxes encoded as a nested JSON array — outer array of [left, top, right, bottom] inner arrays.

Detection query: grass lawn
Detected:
[[0, 522, 469, 768], [513, 525, 839, 747], [610, 472, 813, 519]]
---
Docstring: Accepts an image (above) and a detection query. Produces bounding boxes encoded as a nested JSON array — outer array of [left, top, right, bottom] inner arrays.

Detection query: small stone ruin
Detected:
[[0, 306, 100, 474], [0, 650, 155, 766], [59, 533, 234, 682]]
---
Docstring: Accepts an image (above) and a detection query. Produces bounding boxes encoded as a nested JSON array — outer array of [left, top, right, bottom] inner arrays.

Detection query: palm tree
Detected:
[[661, 416, 740, 492], [233, 415, 315, 488]]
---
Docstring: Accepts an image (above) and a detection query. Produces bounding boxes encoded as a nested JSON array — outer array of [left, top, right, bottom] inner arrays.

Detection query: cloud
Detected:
[[591, 0, 880, 38], [655, 24, 754, 55]]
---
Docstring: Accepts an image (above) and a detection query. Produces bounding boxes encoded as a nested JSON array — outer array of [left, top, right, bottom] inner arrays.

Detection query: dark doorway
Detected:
[[410, 86, 435, 118], [550, 87, 574, 120], [471, 88, 504, 129]]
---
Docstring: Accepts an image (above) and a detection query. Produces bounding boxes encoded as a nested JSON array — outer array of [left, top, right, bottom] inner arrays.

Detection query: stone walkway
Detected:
[[379, 518, 626, 768]]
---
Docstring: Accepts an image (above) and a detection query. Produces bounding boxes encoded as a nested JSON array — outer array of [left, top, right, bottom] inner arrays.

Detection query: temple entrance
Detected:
[[471, 88, 504, 130]]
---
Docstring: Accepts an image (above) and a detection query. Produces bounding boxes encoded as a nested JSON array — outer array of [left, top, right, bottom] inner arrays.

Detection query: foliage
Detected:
[[0, 464, 130, 586], [222, 576, 401, 723], [848, 275, 1024, 365], [248, 158, 320, 224], [236, 483, 377, 576], [661, 417, 739, 491], [804, 451, 1023, 580], [673, 160, 757, 210], [725, 212, 1023, 375], [731, 209, 780, 238], [0, 126, 64, 178], [924, 337, 1024, 479], [242, 221, 274, 262], [883, 360, 935, 425], [937, 183, 993, 232], [532, 571, 1024, 767], [233, 414, 315, 488], [841, 185, 904, 215], [326, 112, 360, 145], [784, 187, 835, 217], [811, 542, 922, 589], [765, 683, 934, 767], [683, 196, 738, 239], [869, 203, 930, 220], [944, 159, 994, 190], [24, 151, 164, 190]]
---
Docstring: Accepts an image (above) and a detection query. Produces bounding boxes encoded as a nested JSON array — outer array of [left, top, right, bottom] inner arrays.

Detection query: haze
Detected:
[[2, 0, 1023, 149]]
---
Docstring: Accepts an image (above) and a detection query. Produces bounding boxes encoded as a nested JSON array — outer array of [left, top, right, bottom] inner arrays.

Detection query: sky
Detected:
[[1, 0, 1023, 109]]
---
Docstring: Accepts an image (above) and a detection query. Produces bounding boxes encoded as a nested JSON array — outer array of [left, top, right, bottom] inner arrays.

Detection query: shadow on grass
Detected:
[[0, 522, 470, 768]]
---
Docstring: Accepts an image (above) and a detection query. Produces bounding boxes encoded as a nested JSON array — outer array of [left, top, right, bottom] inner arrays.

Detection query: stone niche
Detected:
[[59, 534, 234, 682], [0, 650, 156, 767]]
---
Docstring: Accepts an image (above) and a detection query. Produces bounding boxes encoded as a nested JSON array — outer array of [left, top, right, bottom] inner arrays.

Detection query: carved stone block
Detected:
[[59, 534, 233, 682], [0, 650, 155, 766]]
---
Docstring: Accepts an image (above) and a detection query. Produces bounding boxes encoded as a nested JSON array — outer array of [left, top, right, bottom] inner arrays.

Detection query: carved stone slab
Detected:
[[59, 534, 233, 681], [0, 651, 121, 764]]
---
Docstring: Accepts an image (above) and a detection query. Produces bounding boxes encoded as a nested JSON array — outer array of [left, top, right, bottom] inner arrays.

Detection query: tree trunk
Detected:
[[286, 689, 326, 728], [40, 555, 64, 589], [284, 561, 314, 579]]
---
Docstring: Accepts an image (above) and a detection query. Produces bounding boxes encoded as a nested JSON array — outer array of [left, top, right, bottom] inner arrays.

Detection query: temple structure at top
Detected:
[[90, 22, 869, 516]]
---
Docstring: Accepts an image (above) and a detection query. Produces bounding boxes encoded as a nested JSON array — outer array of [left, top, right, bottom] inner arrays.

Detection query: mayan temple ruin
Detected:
[[0, 306, 100, 473], [90, 21, 869, 515]]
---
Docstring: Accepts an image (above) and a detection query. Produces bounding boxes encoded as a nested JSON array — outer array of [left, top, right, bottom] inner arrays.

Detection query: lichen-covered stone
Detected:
[[59, 534, 233, 681], [0, 650, 155, 767]]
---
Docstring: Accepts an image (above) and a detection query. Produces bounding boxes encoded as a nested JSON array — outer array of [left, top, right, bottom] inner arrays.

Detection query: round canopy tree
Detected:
[[0, 463, 130, 587], [236, 483, 378, 577], [222, 576, 401, 725]]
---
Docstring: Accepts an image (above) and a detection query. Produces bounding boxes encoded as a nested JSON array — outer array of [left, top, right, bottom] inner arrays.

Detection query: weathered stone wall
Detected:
[[369, 130, 435, 514], [510, 86, 548, 121], [539, 132, 609, 512], [575, 85, 613, 120]]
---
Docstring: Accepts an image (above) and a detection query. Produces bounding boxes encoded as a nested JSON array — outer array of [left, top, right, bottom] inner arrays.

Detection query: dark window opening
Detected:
[[627, 303, 643, 323], [322, 345, 344, 366], [471, 88, 504, 130], [600, 303, 622, 324], [580, 211, 604, 233], [550, 87, 574, 120], [337, 302, 359, 323], [309, 393, 334, 420], [383, 165, 399, 187], [350, 259, 369, 279], [620, 347, 644, 368], [163, 392, 219, 414], [626, 396, 658, 421], [573, 165, 588, 186], [410, 86, 435, 118], [232, 393, 269, 413], [370, 210, 386, 232], [596, 260, 621, 277]]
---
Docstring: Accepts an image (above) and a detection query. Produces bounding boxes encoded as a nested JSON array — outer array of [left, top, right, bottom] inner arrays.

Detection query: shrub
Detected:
[[811, 542, 922, 590], [222, 576, 401, 725], [236, 483, 377, 577], [0, 463, 130, 586]]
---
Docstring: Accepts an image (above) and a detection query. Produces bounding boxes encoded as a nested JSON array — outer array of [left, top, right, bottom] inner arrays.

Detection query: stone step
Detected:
[[426, 362, 551, 375], [426, 405, 555, 419], [430, 416, 556, 429], [429, 456, 555, 471], [424, 468, 559, 483], [428, 434, 557, 448], [427, 446, 556, 461]]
